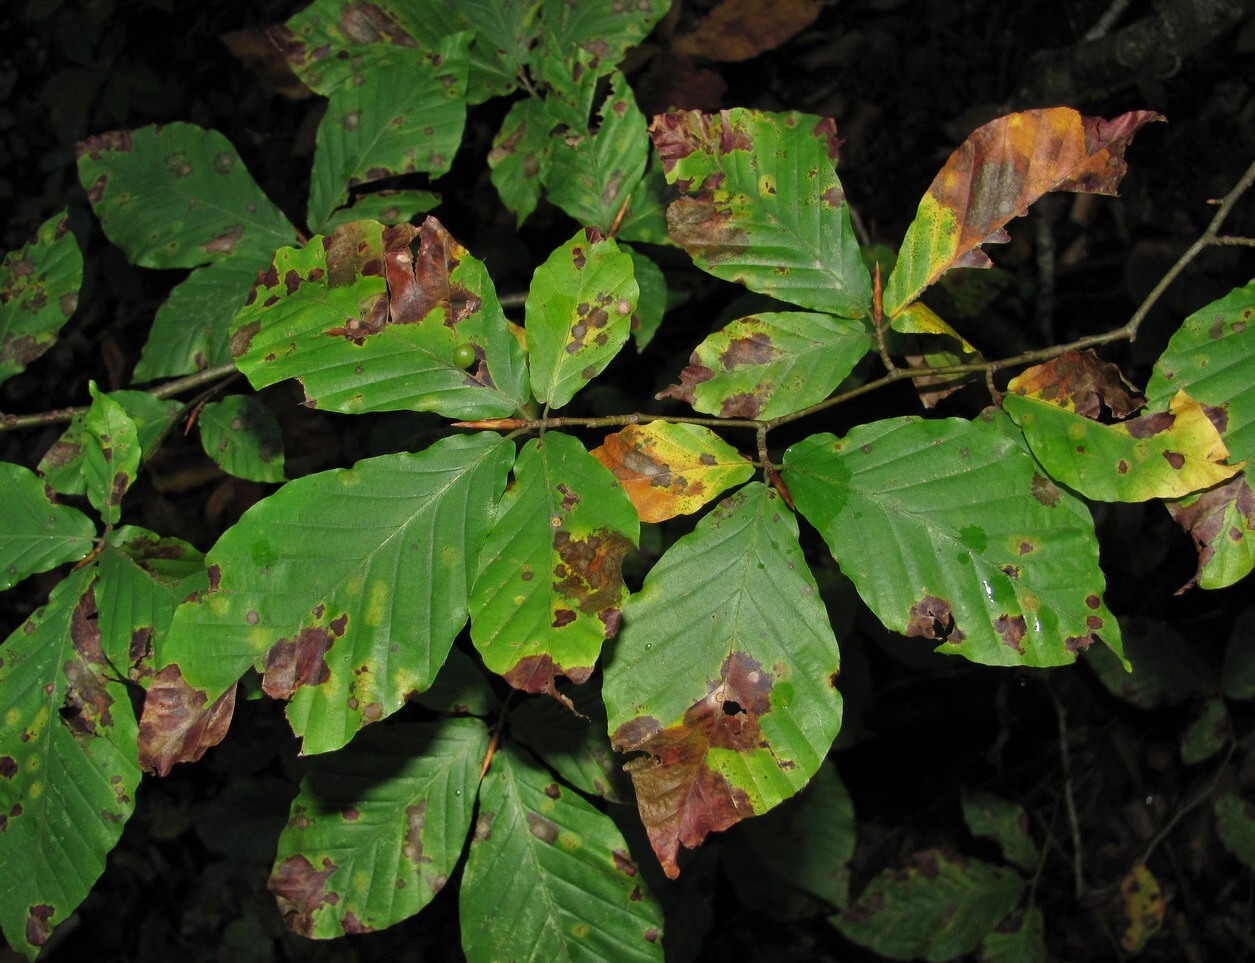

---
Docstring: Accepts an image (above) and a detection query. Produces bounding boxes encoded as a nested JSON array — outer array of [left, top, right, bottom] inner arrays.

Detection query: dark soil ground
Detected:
[[3, 1, 1255, 960]]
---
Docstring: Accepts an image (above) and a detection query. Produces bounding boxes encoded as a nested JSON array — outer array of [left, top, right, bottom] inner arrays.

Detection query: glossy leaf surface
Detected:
[[197, 395, 286, 483], [0, 462, 94, 592], [470, 432, 638, 698], [651, 108, 870, 316], [270, 719, 487, 937], [604, 483, 842, 878], [590, 421, 753, 523], [151, 434, 512, 755], [883, 108, 1162, 316], [0, 211, 81, 387], [525, 229, 637, 409], [0, 570, 141, 959], [1145, 280, 1255, 587], [459, 747, 664, 962], [657, 311, 869, 419], [1004, 389, 1241, 502], [784, 413, 1124, 667], [76, 123, 296, 269], [231, 217, 528, 417]]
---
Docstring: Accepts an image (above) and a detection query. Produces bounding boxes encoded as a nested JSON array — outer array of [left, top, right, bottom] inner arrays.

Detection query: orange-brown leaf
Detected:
[[137, 665, 237, 776]]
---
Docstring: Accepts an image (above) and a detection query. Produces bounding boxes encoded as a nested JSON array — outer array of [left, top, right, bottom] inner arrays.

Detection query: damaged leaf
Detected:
[[883, 108, 1162, 317], [673, 0, 835, 63], [961, 790, 1038, 871], [651, 108, 871, 317], [590, 421, 753, 523], [470, 432, 638, 700], [0, 569, 141, 958], [231, 216, 528, 418], [656, 311, 870, 420], [1145, 280, 1255, 588], [81, 383, 142, 527], [0, 462, 94, 592], [148, 433, 511, 755], [833, 849, 1025, 961], [1005, 349, 1144, 418], [784, 412, 1125, 668], [137, 663, 238, 776], [489, 97, 552, 226], [460, 747, 664, 962], [271, 719, 487, 937], [1003, 388, 1242, 502], [603, 483, 842, 878], [197, 395, 287, 483], [526, 228, 637, 409], [0, 210, 81, 387], [306, 32, 470, 231], [889, 301, 984, 407], [76, 123, 297, 270]]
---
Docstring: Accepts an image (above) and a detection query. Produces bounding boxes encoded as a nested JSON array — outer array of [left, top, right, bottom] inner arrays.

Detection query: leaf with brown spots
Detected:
[[657, 311, 870, 420], [590, 421, 753, 523], [883, 107, 1162, 317], [154, 434, 512, 755], [231, 216, 528, 418], [651, 108, 871, 316], [1146, 280, 1255, 588], [1007, 350, 1144, 419], [80, 383, 141, 527], [526, 228, 637, 409], [75, 123, 296, 270], [673, 0, 837, 63], [604, 484, 842, 878], [0, 569, 141, 958], [196, 395, 286, 483], [1004, 388, 1242, 502], [784, 412, 1125, 668], [269, 719, 486, 937], [0, 211, 82, 388], [137, 664, 237, 776], [460, 747, 664, 960], [470, 433, 638, 698]]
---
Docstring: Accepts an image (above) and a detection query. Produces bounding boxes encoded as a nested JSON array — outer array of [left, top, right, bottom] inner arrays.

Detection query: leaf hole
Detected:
[[721, 699, 744, 716]]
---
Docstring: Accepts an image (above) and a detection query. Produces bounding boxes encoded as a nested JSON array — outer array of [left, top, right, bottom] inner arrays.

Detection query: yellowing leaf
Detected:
[[590, 422, 753, 523], [1005, 389, 1242, 502], [883, 108, 1163, 317], [1007, 349, 1144, 418], [1119, 862, 1164, 953]]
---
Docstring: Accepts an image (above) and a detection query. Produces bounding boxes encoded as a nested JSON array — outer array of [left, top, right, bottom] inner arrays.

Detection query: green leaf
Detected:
[[980, 908, 1048, 963], [1215, 792, 1255, 870], [81, 383, 142, 526], [1223, 610, 1255, 700], [532, 0, 670, 77], [961, 790, 1038, 870], [0, 569, 141, 959], [541, 70, 649, 233], [590, 421, 754, 524], [604, 483, 843, 878], [96, 527, 207, 683], [1180, 697, 1227, 764], [38, 390, 181, 496], [1003, 389, 1241, 502], [134, 252, 272, 381], [76, 123, 297, 269], [470, 432, 638, 697], [306, 33, 470, 231], [1146, 279, 1255, 588], [409, 646, 496, 716], [269, 719, 488, 937], [489, 98, 553, 227], [459, 747, 664, 962], [624, 244, 666, 351], [784, 413, 1125, 668], [0, 210, 81, 386], [231, 217, 529, 418], [651, 108, 870, 317], [318, 189, 440, 231], [657, 311, 870, 419], [525, 229, 637, 409], [739, 762, 856, 909], [833, 849, 1025, 962], [197, 395, 286, 483], [882, 108, 1161, 317], [1084, 617, 1213, 708], [512, 679, 632, 802], [449, 0, 541, 99], [154, 433, 512, 754], [0, 462, 94, 592]]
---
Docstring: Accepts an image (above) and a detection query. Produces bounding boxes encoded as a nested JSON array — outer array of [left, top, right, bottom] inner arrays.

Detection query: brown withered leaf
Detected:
[[270, 854, 339, 937], [1167, 473, 1255, 591], [1008, 350, 1145, 419], [612, 652, 771, 879], [673, 0, 837, 63], [137, 665, 237, 776]]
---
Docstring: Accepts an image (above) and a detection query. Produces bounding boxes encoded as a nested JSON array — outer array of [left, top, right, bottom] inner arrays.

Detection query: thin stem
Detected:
[[1048, 681, 1087, 898]]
